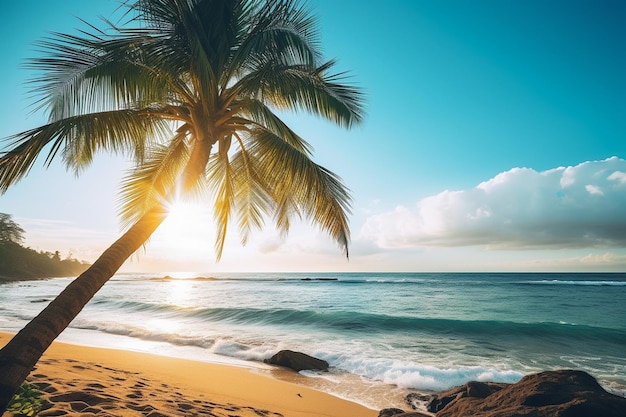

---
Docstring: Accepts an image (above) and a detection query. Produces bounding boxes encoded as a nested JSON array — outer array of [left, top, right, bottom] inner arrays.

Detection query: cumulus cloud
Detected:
[[360, 157, 626, 249]]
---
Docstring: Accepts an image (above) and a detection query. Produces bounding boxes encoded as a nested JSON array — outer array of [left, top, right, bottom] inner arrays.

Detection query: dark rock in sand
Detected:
[[429, 369, 626, 417], [378, 408, 431, 417], [378, 408, 405, 417], [264, 350, 329, 372]]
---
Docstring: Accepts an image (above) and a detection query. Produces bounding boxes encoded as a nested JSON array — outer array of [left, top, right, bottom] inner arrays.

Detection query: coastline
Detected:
[[2, 272, 624, 414], [0, 332, 378, 417]]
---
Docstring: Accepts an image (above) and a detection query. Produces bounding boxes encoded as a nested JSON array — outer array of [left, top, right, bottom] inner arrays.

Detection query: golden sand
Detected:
[[1, 332, 376, 417]]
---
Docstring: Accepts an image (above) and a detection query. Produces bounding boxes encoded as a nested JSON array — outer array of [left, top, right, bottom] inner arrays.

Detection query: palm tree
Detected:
[[0, 213, 26, 244], [0, 0, 363, 410]]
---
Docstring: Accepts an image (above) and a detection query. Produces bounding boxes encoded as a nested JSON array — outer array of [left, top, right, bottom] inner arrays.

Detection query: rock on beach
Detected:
[[425, 369, 626, 417], [264, 350, 329, 372]]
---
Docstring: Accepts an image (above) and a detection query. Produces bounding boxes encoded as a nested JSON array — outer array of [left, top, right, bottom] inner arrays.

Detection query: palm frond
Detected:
[[207, 151, 234, 260], [246, 127, 352, 256], [230, 134, 274, 245], [225, 0, 321, 84], [61, 110, 171, 172], [235, 98, 313, 155], [28, 31, 189, 121], [0, 110, 167, 192], [236, 59, 364, 128], [0, 127, 60, 193]]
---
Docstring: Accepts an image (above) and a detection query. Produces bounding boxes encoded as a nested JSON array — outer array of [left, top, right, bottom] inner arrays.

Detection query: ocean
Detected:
[[1, 272, 625, 410]]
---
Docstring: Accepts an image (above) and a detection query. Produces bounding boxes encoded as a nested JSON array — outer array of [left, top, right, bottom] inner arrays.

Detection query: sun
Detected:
[[166, 201, 206, 228], [149, 201, 215, 259], [163, 201, 214, 238]]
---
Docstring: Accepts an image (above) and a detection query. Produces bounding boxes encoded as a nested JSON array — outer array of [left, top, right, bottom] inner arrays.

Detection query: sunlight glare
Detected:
[[149, 201, 215, 261], [160, 202, 204, 241], [145, 318, 181, 334]]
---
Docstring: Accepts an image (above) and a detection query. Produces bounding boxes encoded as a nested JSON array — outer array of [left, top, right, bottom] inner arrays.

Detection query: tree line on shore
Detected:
[[0, 213, 89, 281]]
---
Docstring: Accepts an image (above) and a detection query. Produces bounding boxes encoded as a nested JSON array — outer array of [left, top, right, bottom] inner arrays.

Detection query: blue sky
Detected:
[[1, 0, 625, 273]]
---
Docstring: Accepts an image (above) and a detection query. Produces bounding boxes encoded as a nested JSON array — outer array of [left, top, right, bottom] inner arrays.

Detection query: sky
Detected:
[[1, 0, 625, 273]]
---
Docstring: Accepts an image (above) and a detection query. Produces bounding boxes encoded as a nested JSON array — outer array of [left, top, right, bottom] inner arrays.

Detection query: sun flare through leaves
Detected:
[[151, 201, 216, 259]]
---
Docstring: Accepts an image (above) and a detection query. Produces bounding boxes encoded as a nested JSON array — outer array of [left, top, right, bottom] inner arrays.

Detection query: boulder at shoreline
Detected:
[[426, 369, 626, 417], [264, 350, 329, 372]]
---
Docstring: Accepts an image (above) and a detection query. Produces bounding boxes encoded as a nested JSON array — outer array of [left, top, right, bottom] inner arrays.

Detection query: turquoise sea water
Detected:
[[1, 272, 625, 409]]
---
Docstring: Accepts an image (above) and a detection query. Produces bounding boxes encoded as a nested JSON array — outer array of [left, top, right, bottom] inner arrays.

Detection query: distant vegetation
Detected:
[[0, 213, 90, 281]]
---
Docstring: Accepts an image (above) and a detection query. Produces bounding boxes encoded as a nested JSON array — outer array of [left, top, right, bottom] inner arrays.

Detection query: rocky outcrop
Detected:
[[427, 370, 626, 417], [426, 381, 507, 413], [264, 350, 329, 372]]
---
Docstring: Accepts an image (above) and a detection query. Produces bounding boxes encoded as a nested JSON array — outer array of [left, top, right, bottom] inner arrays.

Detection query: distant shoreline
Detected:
[[0, 241, 90, 281]]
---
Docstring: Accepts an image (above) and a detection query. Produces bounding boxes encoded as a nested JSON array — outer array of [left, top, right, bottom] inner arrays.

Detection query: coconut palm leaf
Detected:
[[237, 98, 313, 155], [230, 142, 274, 245], [234, 60, 363, 128], [207, 149, 234, 259], [244, 127, 351, 256], [118, 130, 192, 228], [226, 0, 320, 79], [29, 33, 175, 116], [0, 110, 167, 191]]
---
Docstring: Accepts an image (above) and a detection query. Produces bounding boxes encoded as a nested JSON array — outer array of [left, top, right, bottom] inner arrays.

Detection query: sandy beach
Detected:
[[1, 332, 376, 417]]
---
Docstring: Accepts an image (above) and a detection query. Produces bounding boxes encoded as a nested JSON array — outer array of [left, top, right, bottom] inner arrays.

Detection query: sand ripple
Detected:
[[11, 357, 284, 417]]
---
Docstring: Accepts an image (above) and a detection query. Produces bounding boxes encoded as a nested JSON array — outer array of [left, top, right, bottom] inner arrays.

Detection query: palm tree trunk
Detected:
[[0, 132, 213, 413], [0, 207, 167, 412]]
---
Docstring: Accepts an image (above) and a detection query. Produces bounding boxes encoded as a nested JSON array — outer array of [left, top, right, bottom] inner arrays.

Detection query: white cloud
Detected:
[[360, 157, 626, 249], [578, 252, 626, 266], [608, 171, 626, 184], [585, 184, 604, 195]]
